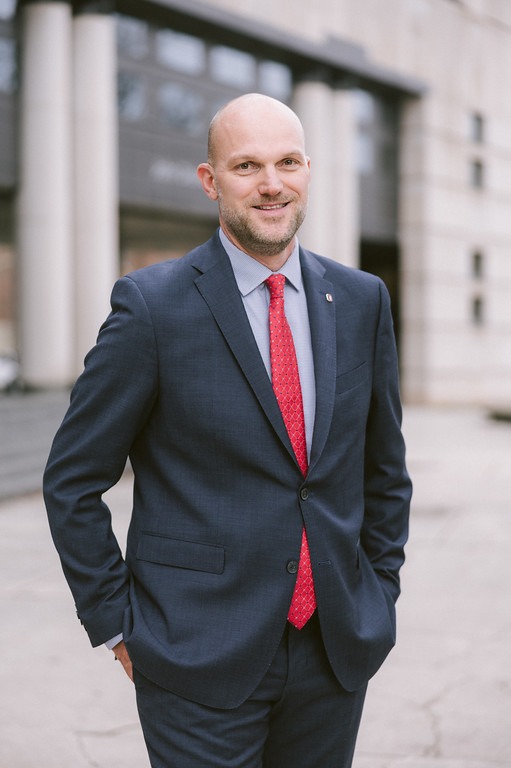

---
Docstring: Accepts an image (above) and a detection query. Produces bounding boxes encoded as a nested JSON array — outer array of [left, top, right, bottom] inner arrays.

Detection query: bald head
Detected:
[[197, 92, 310, 268], [207, 93, 306, 166]]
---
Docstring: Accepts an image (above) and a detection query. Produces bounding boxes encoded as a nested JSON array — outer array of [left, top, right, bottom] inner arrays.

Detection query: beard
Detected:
[[217, 194, 307, 259]]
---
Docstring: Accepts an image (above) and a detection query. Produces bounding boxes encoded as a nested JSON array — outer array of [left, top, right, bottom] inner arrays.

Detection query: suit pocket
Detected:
[[335, 362, 368, 395], [136, 533, 225, 574]]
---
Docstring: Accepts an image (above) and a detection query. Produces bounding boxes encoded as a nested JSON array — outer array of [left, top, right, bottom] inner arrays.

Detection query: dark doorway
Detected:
[[359, 240, 400, 351]]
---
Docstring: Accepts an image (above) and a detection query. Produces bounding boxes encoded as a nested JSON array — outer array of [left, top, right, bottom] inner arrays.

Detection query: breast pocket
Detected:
[[335, 362, 369, 395], [136, 533, 225, 574]]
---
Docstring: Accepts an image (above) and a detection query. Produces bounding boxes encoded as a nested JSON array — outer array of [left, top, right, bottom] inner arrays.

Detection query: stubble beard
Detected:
[[218, 196, 307, 259]]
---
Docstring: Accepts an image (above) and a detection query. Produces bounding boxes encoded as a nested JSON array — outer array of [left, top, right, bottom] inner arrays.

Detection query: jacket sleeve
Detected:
[[362, 279, 412, 603], [43, 276, 158, 646]]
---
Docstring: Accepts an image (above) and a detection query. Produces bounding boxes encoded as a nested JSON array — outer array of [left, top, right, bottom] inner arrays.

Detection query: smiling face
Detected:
[[197, 94, 311, 270]]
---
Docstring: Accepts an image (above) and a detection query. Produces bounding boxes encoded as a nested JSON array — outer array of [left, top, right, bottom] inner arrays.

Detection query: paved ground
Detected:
[[1, 398, 510, 767], [0, 390, 71, 500]]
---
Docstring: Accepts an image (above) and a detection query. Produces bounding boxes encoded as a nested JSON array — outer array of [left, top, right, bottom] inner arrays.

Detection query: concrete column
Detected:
[[332, 88, 359, 268], [292, 79, 336, 258], [17, 1, 74, 388], [73, 9, 119, 373], [292, 79, 359, 267], [398, 98, 430, 404]]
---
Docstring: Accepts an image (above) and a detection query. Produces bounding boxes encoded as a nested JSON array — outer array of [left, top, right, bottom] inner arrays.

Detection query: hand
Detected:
[[112, 640, 134, 682]]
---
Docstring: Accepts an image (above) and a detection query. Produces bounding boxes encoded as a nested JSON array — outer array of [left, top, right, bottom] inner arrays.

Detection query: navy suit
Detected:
[[44, 232, 411, 714]]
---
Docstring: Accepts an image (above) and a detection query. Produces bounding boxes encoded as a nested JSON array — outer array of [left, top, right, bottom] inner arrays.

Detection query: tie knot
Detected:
[[265, 273, 286, 300]]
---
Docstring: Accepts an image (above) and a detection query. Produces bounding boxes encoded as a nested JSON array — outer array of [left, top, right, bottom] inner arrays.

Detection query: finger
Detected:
[[113, 641, 134, 683], [120, 657, 134, 683]]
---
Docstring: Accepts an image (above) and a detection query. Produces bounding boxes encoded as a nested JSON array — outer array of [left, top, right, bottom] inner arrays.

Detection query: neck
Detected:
[[220, 228, 296, 271]]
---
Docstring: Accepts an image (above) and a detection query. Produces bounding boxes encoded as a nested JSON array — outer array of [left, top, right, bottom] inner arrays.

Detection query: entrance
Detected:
[[359, 239, 401, 352]]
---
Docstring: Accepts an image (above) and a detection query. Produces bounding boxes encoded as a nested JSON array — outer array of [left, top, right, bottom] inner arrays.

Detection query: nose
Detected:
[[258, 166, 284, 196]]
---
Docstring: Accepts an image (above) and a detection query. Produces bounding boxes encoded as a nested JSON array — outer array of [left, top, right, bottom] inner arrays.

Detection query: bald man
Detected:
[[44, 93, 411, 767]]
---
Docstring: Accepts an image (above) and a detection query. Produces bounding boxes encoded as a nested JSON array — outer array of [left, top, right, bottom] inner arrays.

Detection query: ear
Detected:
[[197, 163, 219, 201]]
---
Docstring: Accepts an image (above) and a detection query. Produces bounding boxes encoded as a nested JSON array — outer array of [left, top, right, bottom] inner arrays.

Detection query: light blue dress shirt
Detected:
[[219, 228, 316, 456]]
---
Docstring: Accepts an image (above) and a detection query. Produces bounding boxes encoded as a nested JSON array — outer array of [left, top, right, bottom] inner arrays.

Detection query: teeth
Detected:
[[258, 204, 286, 210]]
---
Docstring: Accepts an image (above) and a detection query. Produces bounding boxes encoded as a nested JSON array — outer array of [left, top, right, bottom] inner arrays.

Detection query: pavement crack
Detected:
[[75, 722, 141, 767], [421, 695, 443, 758], [76, 722, 139, 739]]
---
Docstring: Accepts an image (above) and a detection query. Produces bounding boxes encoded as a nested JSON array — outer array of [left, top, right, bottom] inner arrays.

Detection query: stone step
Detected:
[[0, 390, 69, 500]]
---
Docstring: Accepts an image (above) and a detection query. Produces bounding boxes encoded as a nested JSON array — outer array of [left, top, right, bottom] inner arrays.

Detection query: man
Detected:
[[44, 93, 411, 767]]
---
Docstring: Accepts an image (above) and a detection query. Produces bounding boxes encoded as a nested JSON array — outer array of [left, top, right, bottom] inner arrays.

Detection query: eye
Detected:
[[281, 158, 300, 168], [236, 161, 256, 173]]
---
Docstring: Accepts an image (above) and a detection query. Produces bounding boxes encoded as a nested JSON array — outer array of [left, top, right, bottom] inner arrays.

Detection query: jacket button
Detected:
[[287, 559, 299, 574], [300, 487, 309, 500]]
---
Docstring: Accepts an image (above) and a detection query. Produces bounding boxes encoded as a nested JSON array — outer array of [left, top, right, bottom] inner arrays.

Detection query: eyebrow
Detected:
[[227, 149, 306, 165]]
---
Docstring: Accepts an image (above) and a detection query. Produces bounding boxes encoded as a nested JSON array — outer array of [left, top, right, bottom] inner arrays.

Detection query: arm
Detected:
[[362, 279, 412, 602], [43, 276, 158, 646]]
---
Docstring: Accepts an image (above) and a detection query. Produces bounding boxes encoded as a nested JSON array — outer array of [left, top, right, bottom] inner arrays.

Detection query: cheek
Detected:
[[295, 176, 310, 198], [217, 183, 245, 207]]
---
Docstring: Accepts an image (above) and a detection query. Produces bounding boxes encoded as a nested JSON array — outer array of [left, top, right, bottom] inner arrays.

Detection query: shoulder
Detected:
[[300, 247, 385, 297], [114, 233, 222, 303], [127, 236, 218, 285]]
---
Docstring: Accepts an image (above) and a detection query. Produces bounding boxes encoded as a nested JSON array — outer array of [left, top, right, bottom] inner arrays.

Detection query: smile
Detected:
[[253, 203, 288, 210]]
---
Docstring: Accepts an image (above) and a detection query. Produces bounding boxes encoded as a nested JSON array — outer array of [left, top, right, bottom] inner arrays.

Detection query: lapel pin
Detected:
[[325, 293, 333, 303]]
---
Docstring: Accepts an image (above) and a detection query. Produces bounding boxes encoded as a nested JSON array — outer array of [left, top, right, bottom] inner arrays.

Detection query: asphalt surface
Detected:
[[1, 395, 510, 767]]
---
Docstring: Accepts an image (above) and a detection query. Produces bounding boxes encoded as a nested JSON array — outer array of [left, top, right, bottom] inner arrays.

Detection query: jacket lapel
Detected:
[[191, 237, 295, 461], [191, 236, 339, 472], [300, 249, 337, 472]]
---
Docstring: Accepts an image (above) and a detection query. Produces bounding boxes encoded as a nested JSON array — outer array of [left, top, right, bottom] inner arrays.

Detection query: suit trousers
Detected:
[[134, 612, 368, 768]]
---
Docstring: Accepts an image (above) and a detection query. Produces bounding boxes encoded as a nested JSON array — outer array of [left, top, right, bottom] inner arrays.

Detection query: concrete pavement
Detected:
[[0, 390, 70, 500], [1, 404, 510, 767], [354, 407, 511, 768]]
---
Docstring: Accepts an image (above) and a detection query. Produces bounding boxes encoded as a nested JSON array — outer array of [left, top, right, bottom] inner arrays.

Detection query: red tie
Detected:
[[265, 274, 316, 629]]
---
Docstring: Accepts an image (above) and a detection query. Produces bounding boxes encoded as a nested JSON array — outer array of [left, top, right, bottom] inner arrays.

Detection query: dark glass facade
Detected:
[[116, 14, 292, 217]]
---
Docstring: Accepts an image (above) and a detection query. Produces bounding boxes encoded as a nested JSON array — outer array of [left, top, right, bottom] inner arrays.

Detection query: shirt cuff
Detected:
[[104, 633, 123, 651]]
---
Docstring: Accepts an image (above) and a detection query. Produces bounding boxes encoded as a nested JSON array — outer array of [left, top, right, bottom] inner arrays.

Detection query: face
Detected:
[[197, 96, 310, 268]]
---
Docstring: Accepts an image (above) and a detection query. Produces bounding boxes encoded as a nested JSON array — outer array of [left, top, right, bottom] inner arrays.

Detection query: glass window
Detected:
[[150, 158, 201, 188], [357, 133, 374, 175], [0, 0, 15, 21], [116, 14, 149, 60], [354, 89, 376, 125], [210, 46, 256, 89], [0, 37, 16, 93], [472, 251, 483, 279], [118, 71, 146, 121], [471, 295, 484, 326], [159, 83, 204, 136], [259, 61, 292, 102], [156, 29, 206, 76], [470, 159, 484, 189], [469, 112, 484, 143]]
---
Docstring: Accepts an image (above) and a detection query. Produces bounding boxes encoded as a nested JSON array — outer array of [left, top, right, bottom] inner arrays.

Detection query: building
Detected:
[[0, 0, 510, 405]]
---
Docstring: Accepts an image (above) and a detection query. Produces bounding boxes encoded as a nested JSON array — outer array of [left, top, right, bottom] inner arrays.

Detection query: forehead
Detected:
[[212, 105, 306, 166]]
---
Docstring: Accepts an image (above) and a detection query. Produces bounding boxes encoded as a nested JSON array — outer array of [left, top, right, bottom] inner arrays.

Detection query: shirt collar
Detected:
[[219, 227, 303, 297]]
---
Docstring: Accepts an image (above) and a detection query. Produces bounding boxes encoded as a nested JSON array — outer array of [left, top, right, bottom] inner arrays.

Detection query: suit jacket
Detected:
[[44, 231, 411, 709]]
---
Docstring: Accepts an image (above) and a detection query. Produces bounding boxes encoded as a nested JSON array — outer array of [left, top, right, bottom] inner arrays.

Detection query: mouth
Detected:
[[253, 202, 289, 211]]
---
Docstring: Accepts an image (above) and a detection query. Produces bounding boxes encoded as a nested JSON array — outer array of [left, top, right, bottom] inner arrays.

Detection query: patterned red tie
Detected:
[[265, 273, 316, 629]]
